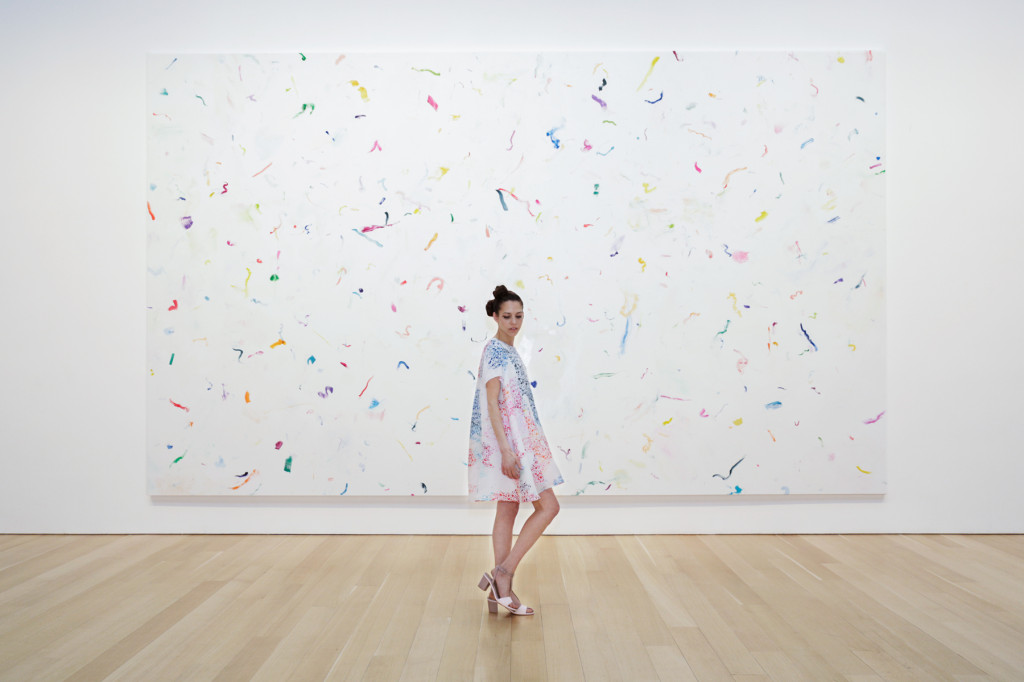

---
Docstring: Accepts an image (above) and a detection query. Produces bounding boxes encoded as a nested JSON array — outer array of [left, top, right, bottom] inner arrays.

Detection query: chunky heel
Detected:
[[478, 573, 492, 591]]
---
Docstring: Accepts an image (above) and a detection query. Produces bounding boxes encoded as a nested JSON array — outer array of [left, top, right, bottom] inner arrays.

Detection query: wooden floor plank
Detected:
[[0, 534, 1019, 682]]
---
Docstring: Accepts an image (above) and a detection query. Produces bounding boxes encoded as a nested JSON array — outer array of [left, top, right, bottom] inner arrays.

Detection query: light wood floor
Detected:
[[0, 535, 1022, 681]]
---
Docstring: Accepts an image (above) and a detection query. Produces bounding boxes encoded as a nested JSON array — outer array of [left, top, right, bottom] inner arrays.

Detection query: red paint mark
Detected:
[[169, 399, 190, 412], [359, 376, 373, 397], [253, 162, 273, 177], [762, 144, 768, 157], [147, 202, 155, 220], [275, 441, 283, 450], [221, 183, 229, 194], [427, 95, 438, 110], [340, 361, 348, 367], [168, 300, 178, 311], [369, 140, 382, 152], [790, 290, 803, 300]]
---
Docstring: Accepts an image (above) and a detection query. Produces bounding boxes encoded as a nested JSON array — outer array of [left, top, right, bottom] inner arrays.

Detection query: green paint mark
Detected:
[[255, 203, 261, 213], [169, 353, 174, 365], [195, 94, 206, 106], [284, 455, 292, 472], [668, 223, 675, 229], [159, 88, 168, 96], [450, 214, 454, 222], [172, 455, 184, 465], [716, 320, 731, 338], [270, 274, 279, 281], [593, 184, 600, 195], [294, 103, 315, 118], [602, 120, 617, 125], [300, 53, 306, 61], [413, 67, 441, 76], [593, 372, 616, 379]]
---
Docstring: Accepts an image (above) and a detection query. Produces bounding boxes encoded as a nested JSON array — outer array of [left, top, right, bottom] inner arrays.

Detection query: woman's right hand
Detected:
[[500, 445, 521, 480]]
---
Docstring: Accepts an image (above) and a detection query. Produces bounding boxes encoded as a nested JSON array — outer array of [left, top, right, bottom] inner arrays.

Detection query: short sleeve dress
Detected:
[[468, 338, 564, 502]]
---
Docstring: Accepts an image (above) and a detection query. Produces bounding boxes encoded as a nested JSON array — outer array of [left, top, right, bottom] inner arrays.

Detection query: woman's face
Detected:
[[493, 300, 524, 340]]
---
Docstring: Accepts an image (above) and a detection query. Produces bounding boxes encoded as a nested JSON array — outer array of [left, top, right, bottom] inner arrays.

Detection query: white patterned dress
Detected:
[[468, 338, 564, 502]]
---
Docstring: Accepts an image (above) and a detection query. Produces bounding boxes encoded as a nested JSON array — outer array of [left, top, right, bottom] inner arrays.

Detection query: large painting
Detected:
[[147, 51, 885, 495]]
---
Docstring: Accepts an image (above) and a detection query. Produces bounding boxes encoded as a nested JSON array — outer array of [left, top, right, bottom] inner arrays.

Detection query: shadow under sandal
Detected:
[[478, 566, 534, 616]]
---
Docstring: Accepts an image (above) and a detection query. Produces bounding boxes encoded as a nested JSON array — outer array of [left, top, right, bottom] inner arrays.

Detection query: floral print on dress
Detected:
[[468, 338, 564, 502]]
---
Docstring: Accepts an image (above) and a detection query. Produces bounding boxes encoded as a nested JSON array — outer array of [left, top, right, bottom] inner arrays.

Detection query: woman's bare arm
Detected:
[[486, 377, 520, 479]]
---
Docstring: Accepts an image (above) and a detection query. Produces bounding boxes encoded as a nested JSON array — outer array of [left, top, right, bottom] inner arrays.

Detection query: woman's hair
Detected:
[[485, 285, 523, 317]]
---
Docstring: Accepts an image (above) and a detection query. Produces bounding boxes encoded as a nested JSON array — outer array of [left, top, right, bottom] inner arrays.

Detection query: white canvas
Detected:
[[147, 51, 885, 496]]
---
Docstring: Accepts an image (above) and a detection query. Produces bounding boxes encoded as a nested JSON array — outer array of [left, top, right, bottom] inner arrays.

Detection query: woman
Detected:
[[469, 285, 563, 616]]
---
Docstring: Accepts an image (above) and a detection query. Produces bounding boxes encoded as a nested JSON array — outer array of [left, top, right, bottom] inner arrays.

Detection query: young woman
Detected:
[[469, 285, 563, 616]]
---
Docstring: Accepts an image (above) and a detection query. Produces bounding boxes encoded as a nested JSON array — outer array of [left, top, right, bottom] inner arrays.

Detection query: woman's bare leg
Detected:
[[492, 489, 559, 607]]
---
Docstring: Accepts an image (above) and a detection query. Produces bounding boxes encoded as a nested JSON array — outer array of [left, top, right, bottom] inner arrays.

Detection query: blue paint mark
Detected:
[[351, 228, 384, 247], [645, 91, 664, 104], [369, 399, 380, 409], [556, 315, 567, 327], [233, 348, 243, 361], [340, 482, 348, 495], [496, 189, 509, 211], [827, 216, 840, 223], [546, 126, 562, 149], [307, 356, 316, 364], [766, 401, 783, 410], [781, 486, 790, 494], [731, 486, 742, 494], [800, 323, 818, 351], [531, 381, 537, 388], [596, 146, 615, 156], [397, 361, 410, 370], [620, 316, 632, 355], [800, 138, 815, 149]]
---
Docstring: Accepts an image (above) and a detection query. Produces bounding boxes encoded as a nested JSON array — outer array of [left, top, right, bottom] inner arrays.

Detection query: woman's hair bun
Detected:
[[485, 284, 522, 317]]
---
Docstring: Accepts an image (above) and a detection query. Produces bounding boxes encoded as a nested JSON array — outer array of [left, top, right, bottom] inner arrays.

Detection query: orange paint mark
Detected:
[[231, 469, 258, 490], [270, 339, 286, 348], [245, 391, 251, 403], [252, 162, 273, 177], [147, 202, 155, 220], [722, 166, 749, 189], [424, 233, 438, 250]]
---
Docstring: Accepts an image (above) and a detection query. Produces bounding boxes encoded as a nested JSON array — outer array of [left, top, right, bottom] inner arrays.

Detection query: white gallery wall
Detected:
[[1, 0, 1022, 534]]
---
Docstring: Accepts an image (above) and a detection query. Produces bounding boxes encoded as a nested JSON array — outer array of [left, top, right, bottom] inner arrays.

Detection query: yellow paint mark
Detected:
[[620, 293, 638, 317], [150, 369, 155, 376], [638, 258, 647, 272], [424, 233, 438, 250], [636, 56, 660, 92], [849, 344, 857, 351], [398, 440, 413, 461], [417, 404, 433, 420], [515, 279, 526, 290], [838, 56, 846, 63], [708, 92, 717, 98], [270, 339, 286, 348], [555, 355, 561, 362], [733, 418, 743, 426], [755, 210, 768, 222], [209, 191, 215, 198], [663, 417, 673, 426], [245, 391, 251, 403], [349, 80, 369, 102], [642, 434, 653, 453], [728, 292, 742, 317], [642, 182, 657, 193], [684, 312, 700, 323], [857, 465, 871, 474], [439, 166, 450, 177]]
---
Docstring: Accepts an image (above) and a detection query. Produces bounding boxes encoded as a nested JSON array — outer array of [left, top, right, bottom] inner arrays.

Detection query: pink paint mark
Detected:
[[732, 251, 749, 264], [426, 277, 445, 292], [869, 163, 881, 169], [673, 51, 683, 61], [735, 351, 748, 373], [427, 95, 438, 110], [168, 300, 178, 311], [275, 441, 283, 450], [369, 140, 382, 152], [507, 130, 516, 150], [699, 409, 709, 418], [458, 305, 467, 313], [810, 79, 819, 96], [221, 183, 229, 194], [582, 139, 593, 151], [694, 161, 702, 173], [391, 303, 397, 312], [359, 376, 373, 397], [339, 361, 348, 368], [863, 411, 885, 425], [169, 399, 190, 412], [253, 162, 273, 177], [762, 144, 768, 157], [226, 241, 235, 246]]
